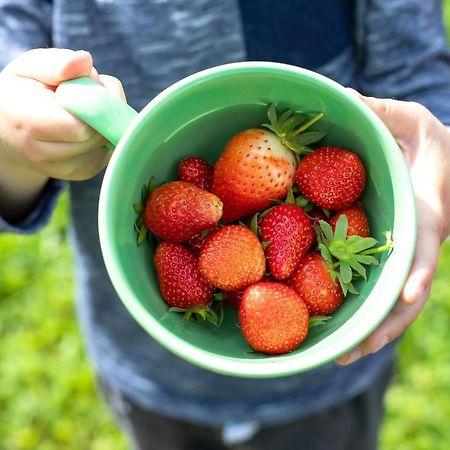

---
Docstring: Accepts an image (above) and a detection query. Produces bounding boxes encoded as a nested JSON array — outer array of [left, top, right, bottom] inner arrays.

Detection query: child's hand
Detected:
[[0, 48, 125, 222], [337, 93, 450, 365], [0, 48, 125, 180]]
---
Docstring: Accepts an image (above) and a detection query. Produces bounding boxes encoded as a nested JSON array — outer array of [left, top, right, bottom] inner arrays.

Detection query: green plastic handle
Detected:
[[55, 77, 138, 149]]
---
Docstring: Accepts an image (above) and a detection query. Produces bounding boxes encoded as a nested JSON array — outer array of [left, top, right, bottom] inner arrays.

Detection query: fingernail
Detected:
[[403, 273, 426, 304], [373, 336, 390, 353], [343, 349, 362, 365]]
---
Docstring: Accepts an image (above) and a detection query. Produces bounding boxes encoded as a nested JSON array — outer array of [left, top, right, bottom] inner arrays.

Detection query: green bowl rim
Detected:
[[98, 61, 417, 378]]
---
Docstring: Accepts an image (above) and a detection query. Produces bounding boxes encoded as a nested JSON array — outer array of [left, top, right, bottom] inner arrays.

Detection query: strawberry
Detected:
[[186, 227, 220, 256], [153, 242, 214, 311], [198, 225, 265, 291], [144, 181, 222, 243], [329, 202, 369, 238], [295, 146, 366, 210], [260, 204, 314, 280], [306, 206, 330, 228], [238, 282, 309, 355], [224, 274, 273, 309], [178, 156, 213, 191], [211, 105, 325, 222], [288, 251, 344, 316], [224, 290, 244, 309]]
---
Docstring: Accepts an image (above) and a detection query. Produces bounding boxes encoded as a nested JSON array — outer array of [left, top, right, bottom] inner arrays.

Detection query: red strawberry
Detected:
[[329, 202, 369, 237], [153, 242, 214, 309], [295, 146, 366, 210], [186, 227, 220, 256], [224, 274, 273, 309], [306, 206, 330, 228], [288, 251, 344, 315], [238, 282, 309, 355], [198, 225, 265, 291], [144, 181, 222, 242], [224, 290, 244, 309], [178, 156, 213, 191], [260, 204, 314, 280]]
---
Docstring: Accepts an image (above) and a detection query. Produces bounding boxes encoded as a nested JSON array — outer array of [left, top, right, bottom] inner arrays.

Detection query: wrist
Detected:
[[0, 154, 49, 223]]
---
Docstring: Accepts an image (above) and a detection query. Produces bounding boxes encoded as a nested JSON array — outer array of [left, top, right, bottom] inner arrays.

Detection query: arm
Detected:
[[338, 96, 450, 364], [339, 0, 450, 363], [355, 0, 450, 124], [0, 49, 113, 224]]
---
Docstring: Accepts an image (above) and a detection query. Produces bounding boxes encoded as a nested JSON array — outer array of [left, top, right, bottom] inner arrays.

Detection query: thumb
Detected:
[[98, 74, 127, 102], [347, 89, 423, 140], [3, 48, 94, 86]]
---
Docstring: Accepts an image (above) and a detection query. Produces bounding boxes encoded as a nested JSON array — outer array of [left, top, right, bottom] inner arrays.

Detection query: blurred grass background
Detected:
[[1, 4, 450, 449]]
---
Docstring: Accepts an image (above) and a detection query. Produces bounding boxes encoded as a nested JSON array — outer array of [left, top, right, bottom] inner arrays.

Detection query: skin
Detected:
[[0, 49, 449, 364], [0, 48, 125, 223]]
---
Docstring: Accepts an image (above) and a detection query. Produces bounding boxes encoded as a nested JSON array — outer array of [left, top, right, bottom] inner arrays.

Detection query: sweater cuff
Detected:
[[0, 178, 66, 234]]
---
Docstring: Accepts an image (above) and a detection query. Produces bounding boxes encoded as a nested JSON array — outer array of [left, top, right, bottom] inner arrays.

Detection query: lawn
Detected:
[[1, 4, 450, 450]]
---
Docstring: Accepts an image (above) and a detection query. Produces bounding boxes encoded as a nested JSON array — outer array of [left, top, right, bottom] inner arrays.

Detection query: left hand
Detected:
[[337, 93, 450, 365]]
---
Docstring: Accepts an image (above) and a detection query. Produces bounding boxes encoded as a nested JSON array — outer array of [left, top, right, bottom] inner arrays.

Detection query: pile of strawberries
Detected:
[[134, 105, 393, 355]]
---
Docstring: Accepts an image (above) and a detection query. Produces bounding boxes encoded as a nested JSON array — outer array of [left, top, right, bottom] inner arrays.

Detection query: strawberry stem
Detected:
[[290, 112, 324, 137], [262, 104, 326, 154]]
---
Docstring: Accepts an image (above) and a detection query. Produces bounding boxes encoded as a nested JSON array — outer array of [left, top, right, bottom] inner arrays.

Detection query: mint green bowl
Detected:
[[55, 62, 416, 378]]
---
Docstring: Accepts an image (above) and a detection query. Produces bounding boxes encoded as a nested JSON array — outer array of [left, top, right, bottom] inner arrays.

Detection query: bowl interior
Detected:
[[99, 63, 415, 377]]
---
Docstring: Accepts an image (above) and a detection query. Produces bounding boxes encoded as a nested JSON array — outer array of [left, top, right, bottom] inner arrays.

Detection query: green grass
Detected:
[[1, 4, 450, 449], [0, 194, 126, 450], [2, 196, 450, 450]]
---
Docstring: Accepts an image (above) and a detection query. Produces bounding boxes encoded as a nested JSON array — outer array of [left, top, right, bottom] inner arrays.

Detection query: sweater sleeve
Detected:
[[0, 179, 66, 234], [0, 0, 52, 69], [355, 0, 450, 125]]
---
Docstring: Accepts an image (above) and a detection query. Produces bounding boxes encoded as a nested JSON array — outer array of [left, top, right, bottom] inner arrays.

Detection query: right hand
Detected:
[[0, 48, 125, 181]]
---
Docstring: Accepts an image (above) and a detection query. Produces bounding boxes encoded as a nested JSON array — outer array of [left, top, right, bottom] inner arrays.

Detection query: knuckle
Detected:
[[73, 123, 96, 142]]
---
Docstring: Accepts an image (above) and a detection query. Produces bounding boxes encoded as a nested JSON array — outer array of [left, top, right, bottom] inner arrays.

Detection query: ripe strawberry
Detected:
[[224, 274, 273, 309], [211, 105, 325, 222], [178, 156, 213, 191], [153, 242, 214, 309], [144, 181, 222, 242], [198, 225, 265, 291], [306, 206, 330, 228], [224, 290, 244, 309], [329, 202, 369, 238], [295, 146, 366, 210], [260, 204, 314, 280], [238, 282, 309, 355], [288, 251, 344, 315], [186, 226, 220, 256]]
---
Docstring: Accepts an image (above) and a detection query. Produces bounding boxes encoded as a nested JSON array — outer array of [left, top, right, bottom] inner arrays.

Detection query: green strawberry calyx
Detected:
[[309, 315, 332, 327], [315, 215, 394, 296], [169, 301, 223, 327], [133, 177, 159, 247], [262, 103, 326, 155]]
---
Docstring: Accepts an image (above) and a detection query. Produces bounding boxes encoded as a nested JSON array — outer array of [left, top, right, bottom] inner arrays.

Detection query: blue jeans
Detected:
[[99, 360, 394, 450]]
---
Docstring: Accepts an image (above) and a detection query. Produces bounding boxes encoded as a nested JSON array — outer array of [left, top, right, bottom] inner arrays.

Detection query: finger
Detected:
[[336, 290, 429, 366], [357, 94, 426, 141], [30, 133, 108, 163], [99, 74, 127, 102], [4, 48, 94, 86], [2, 77, 99, 144], [401, 197, 441, 304], [41, 146, 112, 181]]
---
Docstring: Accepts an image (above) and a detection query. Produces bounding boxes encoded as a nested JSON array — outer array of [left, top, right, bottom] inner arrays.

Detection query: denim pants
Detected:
[[99, 360, 394, 450]]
